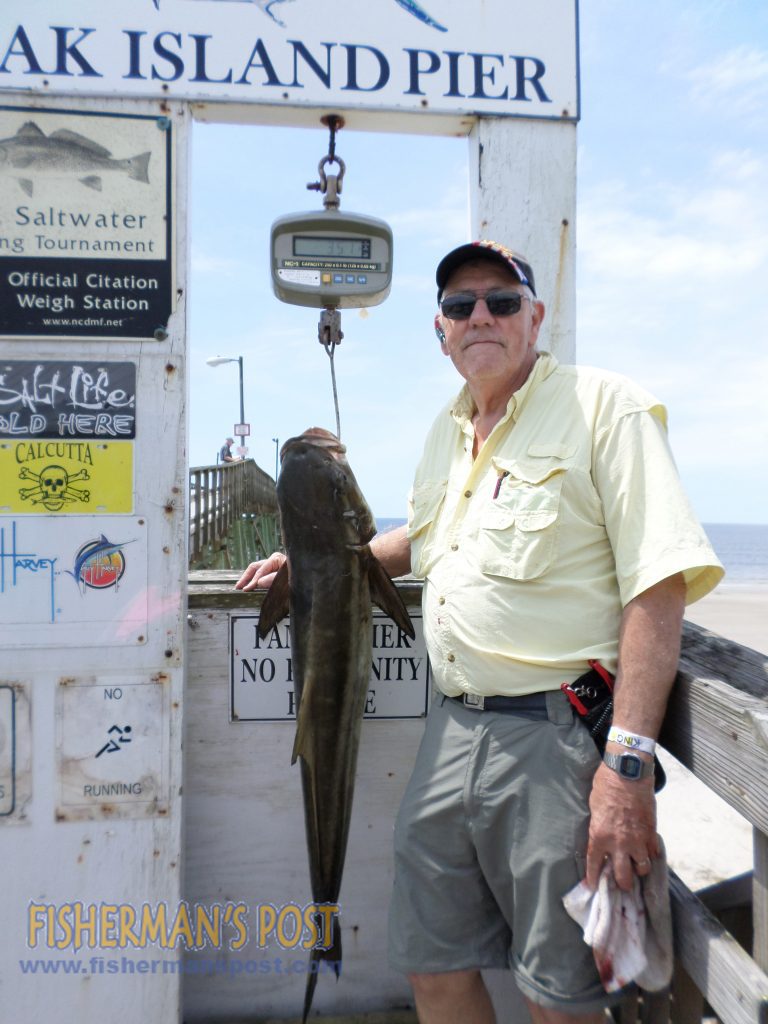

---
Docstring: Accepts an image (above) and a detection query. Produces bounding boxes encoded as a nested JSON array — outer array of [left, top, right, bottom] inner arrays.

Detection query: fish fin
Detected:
[[16, 121, 45, 139], [368, 556, 416, 639], [291, 695, 312, 765], [50, 129, 112, 157], [18, 178, 33, 197], [257, 560, 290, 638], [80, 176, 102, 192], [301, 915, 341, 1023], [127, 151, 151, 184]]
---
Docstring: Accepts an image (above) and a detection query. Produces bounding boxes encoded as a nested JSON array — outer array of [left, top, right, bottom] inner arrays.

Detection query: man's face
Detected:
[[436, 261, 544, 392]]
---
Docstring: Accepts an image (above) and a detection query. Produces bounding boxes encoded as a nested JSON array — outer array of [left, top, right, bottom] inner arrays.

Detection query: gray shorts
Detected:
[[388, 691, 625, 1012]]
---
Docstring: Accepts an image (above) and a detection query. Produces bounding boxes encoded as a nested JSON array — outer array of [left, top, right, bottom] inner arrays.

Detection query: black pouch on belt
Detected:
[[560, 660, 666, 793]]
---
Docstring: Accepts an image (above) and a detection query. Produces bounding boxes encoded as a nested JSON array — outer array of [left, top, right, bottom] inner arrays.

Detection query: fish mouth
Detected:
[[281, 428, 346, 462]]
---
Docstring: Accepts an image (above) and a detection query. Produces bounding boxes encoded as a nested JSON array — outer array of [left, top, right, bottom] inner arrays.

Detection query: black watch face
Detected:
[[619, 754, 642, 779]]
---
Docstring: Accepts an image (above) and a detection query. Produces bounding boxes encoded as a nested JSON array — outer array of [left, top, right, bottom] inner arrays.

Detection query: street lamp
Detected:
[[205, 355, 245, 428], [271, 437, 279, 482]]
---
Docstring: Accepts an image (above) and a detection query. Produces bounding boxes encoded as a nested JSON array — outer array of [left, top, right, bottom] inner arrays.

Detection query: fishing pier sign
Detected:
[[0, 0, 579, 123], [230, 611, 430, 721], [0, 106, 172, 340]]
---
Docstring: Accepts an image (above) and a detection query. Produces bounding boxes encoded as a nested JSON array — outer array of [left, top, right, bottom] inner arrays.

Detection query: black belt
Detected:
[[448, 692, 548, 714]]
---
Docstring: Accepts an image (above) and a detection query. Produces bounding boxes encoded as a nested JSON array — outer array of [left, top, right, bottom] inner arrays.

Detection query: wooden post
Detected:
[[468, 118, 577, 362]]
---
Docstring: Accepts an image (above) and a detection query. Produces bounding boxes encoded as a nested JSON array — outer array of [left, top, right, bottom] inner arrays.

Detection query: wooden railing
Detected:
[[188, 459, 277, 566], [653, 623, 768, 1024]]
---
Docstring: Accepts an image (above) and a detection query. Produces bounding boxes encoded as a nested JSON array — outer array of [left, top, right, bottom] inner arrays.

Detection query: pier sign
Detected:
[[0, 1, 579, 123], [230, 611, 430, 721], [0, 106, 172, 340]]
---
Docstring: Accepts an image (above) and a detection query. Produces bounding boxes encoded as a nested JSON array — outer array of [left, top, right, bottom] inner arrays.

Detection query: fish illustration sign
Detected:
[[0, 107, 172, 340], [0, 0, 579, 122]]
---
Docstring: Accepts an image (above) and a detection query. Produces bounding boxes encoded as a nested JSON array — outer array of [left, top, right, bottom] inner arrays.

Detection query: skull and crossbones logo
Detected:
[[18, 464, 90, 511]]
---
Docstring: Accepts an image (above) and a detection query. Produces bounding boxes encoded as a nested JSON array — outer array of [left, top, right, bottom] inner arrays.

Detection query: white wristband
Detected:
[[607, 726, 656, 755]]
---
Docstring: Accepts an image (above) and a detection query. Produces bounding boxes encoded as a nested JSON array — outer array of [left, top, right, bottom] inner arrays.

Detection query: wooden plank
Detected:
[[659, 662, 768, 836], [754, 829, 768, 971], [640, 990, 669, 1024], [669, 871, 768, 1024], [670, 963, 704, 1024]]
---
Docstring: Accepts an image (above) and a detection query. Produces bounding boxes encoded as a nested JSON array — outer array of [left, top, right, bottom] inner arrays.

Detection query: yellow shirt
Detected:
[[408, 353, 724, 698]]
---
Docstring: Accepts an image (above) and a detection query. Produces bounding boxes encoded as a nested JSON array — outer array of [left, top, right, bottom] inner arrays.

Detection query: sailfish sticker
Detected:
[[150, 0, 447, 31]]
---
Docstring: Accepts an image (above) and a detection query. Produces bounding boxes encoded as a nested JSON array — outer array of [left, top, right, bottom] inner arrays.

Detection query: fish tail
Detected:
[[127, 151, 151, 184], [301, 919, 342, 1023]]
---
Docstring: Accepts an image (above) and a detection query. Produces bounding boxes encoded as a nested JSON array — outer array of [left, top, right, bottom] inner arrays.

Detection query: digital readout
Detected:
[[293, 236, 371, 259]]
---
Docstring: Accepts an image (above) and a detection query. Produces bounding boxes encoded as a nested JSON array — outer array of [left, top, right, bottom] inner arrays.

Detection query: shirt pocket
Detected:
[[408, 478, 448, 577], [478, 452, 572, 580]]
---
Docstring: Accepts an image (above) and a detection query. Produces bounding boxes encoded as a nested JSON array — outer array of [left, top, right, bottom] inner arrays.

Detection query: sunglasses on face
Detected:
[[440, 291, 532, 321]]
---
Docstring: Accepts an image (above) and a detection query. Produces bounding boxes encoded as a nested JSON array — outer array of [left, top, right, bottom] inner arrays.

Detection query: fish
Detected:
[[257, 427, 415, 1023], [151, 0, 447, 32], [0, 122, 151, 197], [393, 0, 447, 31]]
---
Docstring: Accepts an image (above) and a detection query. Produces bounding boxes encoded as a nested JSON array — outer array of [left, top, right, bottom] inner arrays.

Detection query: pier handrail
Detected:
[[188, 459, 277, 566]]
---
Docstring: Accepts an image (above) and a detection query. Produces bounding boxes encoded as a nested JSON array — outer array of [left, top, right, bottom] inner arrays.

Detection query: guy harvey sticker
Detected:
[[0, 439, 133, 514]]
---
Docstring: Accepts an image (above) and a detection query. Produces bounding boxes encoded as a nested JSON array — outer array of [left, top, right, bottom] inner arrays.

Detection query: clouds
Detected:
[[686, 45, 768, 118]]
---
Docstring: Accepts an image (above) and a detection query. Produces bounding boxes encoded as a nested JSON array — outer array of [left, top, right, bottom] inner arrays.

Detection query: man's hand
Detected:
[[586, 761, 659, 891], [235, 552, 286, 591]]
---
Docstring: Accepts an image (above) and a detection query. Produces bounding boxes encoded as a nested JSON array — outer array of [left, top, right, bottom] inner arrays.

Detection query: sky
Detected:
[[188, 0, 768, 524]]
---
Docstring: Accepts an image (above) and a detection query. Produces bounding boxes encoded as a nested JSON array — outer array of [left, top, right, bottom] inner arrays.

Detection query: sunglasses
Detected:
[[440, 291, 532, 321]]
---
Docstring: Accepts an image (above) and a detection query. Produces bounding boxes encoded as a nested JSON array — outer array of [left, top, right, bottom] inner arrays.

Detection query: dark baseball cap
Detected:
[[436, 240, 536, 301]]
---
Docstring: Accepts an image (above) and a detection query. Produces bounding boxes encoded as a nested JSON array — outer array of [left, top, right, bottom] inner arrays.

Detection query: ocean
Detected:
[[375, 519, 768, 587]]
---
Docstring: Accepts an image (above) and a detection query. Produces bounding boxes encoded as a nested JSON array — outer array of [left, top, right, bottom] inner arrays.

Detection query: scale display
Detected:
[[271, 210, 393, 309]]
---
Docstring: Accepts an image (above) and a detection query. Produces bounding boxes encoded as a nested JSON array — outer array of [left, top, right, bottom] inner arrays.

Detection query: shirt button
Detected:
[[450, 543, 459, 551], [464, 489, 472, 498], [438, 596, 446, 605], [447, 654, 455, 663]]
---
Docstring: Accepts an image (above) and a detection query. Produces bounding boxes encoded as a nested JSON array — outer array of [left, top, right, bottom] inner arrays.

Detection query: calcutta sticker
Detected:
[[0, 439, 133, 514]]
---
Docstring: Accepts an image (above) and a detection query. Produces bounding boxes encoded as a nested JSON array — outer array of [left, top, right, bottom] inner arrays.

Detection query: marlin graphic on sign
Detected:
[[150, 0, 447, 31]]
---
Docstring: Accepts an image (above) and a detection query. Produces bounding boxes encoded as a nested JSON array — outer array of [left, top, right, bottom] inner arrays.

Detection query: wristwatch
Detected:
[[603, 751, 654, 781]]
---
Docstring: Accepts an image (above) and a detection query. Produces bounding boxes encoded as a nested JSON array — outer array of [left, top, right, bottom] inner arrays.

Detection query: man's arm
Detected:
[[235, 524, 412, 592], [371, 524, 411, 578], [586, 571, 686, 891]]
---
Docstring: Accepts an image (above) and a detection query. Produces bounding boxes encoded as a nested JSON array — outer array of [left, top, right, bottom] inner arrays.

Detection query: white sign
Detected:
[[56, 677, 169, 820], [230, 610, 430, 721], [0, 686, 14, 816], [0, 1, 579, 121], [233, 423, 250, 436], [0, 515, 148, 646]]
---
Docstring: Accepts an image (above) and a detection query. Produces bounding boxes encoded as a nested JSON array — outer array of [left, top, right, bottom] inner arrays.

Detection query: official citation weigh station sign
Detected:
[[0, 1, 579, 122], [0, 107, 172, 340]]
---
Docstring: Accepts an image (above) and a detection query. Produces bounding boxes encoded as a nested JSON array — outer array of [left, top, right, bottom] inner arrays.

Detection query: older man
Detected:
[[238, 240, 722, 1024]]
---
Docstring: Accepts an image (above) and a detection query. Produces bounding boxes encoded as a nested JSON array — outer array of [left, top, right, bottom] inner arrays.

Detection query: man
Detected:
[[237, 240, 723, 1024], [220, 437, 236, 463]]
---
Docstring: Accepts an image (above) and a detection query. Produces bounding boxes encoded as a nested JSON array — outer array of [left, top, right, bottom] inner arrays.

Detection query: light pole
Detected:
[[205, 355, 245, 429], [271, 437, 279, 482]]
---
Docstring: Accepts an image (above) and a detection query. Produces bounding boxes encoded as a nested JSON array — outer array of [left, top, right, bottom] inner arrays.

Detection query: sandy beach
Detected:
[[657, 583, 767, 890]]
